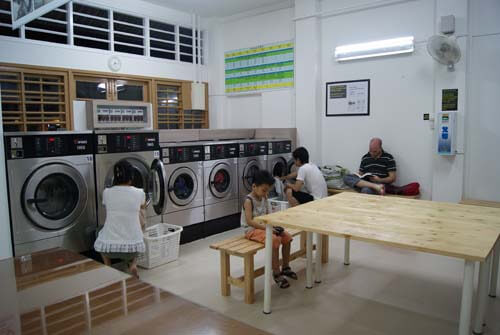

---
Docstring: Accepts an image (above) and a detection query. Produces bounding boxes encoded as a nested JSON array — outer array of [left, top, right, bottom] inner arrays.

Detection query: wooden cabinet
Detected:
[[1, 63, 208, 132], [154, 81, 208, 129], [1, 66, 69, 132], [74, 76, 149, 102]]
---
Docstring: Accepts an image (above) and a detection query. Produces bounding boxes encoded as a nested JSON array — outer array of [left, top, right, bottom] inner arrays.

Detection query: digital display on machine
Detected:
[[206, 143, 239, 160], [240, 142, 268, 157], [96, 132, 158, 154], [257, 143, 267, 155], [5, 133, 93, 159], [166, 145, 204, 164], [271, 141, 291, 154]]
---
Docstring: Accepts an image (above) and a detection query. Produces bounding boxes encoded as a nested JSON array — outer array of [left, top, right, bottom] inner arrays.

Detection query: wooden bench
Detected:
[[328, 187, 420, 199], [210, 229, 328, 304]]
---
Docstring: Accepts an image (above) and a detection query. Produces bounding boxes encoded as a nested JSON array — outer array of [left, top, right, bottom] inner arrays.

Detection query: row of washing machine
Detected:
[[3, 130, 293, 256]]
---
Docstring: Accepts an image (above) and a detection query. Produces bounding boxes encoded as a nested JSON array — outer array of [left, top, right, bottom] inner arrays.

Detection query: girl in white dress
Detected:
[[94, 160, 146, 277]]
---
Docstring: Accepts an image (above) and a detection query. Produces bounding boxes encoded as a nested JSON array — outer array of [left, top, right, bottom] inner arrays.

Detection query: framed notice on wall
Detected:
[[325, 79, 370, 117]]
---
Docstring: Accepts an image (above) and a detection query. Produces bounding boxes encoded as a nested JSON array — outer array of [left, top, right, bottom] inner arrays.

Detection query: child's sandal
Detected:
[[274, 274, 290, 289], [281, 266, 298, 280]]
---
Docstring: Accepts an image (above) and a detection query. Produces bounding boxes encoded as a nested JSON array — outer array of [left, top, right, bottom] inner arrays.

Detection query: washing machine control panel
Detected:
[[4, 133, 93, 159], [268, 140, 291, 155], [239, 142, 268, 157], [161, 145, 204, 164], [204, 143, 239, 161], [95, 132, 158, 154]]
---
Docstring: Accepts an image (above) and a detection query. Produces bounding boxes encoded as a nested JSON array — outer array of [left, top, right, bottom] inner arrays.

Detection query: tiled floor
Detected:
[[138, 228, 500, 335]]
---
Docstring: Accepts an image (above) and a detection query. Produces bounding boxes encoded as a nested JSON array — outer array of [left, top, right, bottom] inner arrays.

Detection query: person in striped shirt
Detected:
[[343, 138, 396, 195]]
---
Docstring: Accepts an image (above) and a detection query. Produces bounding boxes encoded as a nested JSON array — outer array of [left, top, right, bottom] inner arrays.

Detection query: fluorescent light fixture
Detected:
[[335, 36, 414, 62]]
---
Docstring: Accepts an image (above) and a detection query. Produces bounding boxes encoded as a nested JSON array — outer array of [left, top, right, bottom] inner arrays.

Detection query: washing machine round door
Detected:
[[22, 163, 88, 230], [105, 157, 151, 204], [287, 159, 296, 175], [168, 167, 198, 206], [209, 162, 232, 198], [242, 160, 260, 192], [270, 157, 287, 178], [150, 159, 166, 215]]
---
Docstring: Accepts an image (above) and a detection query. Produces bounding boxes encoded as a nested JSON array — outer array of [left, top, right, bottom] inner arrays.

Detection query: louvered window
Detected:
[[72, 2, 110, 51], [25, 5, 67, 44], [149, 20, 176, 60], [178, 26, 203, 64], [113, 11, 144, 55], [0, 1, 204, 64], [0, 0, 20, 37]]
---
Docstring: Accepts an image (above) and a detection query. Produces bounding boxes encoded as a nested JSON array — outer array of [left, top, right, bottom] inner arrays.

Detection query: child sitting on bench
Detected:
[[241, 170, 297, 288]]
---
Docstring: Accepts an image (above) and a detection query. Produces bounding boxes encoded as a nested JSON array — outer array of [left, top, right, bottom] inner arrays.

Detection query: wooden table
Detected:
[[255, 192, 500, 335]]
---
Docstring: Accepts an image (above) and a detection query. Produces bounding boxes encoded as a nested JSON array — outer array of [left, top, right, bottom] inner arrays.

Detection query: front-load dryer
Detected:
[[4, 131, 97, 256]]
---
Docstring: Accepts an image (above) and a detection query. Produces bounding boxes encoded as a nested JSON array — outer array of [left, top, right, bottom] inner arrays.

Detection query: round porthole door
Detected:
[[150, 158, 166, 214], [270, 157, 287, 178], [22, 163, 87, 230], [242, 160, 260, 192], [209, 163, 231, 198], [168, 167, 197, 206]]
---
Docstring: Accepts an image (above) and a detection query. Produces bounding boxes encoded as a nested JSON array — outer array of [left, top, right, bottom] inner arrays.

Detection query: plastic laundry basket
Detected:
[[137, 223, 183, 269]]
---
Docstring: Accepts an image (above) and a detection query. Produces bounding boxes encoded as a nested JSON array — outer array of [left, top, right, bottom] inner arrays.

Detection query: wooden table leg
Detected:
[[474, 255, 492, 334], [321, 234, 329, 264], [459, 260, 475, 335], [244, 254, 255, 304], [220, 251, 230, 296], [263, 224, 273, 314]]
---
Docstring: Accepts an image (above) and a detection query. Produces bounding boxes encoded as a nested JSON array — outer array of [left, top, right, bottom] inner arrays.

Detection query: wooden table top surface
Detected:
[[255, 192, 500, 261]]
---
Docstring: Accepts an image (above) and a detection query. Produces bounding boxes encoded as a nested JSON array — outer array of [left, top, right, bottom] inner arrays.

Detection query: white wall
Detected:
[[464, 0, 500, 202], [295, 0, 322, 162], [207, 6, 295, 129], [0, 0, 208, 81], [209, 0, 482, 201], [320, 0, 436, 199]]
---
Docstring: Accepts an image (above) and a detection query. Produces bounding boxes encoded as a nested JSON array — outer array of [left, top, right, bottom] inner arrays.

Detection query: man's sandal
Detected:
[[274, 274, 290, 288], [282, 266, 298, 280]]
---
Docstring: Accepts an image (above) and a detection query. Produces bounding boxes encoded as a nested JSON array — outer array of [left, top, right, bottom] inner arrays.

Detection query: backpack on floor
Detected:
[[385, 182, 420, 196]]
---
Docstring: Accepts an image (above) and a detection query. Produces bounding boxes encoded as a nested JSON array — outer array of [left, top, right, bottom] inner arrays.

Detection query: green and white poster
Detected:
[[225, 40, 294, 94]]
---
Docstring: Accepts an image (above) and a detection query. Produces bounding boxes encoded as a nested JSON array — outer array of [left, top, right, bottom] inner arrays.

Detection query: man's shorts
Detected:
[[245, 229, 293, 249], [292, 190, 314, 204], [343, 174, 362, 188]]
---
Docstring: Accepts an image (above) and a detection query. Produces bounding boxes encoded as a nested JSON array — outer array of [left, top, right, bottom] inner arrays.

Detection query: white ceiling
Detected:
[[142, 0, 289, 18]]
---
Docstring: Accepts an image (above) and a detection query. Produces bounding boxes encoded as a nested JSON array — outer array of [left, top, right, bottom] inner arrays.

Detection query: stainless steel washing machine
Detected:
[[203, 141, 239, 222], [4, 131, 96, 256], [160, 142, 204, 227], [267, 139, 293, 178], [93, 130, 165, 228], [237, 139, 268, 210]]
